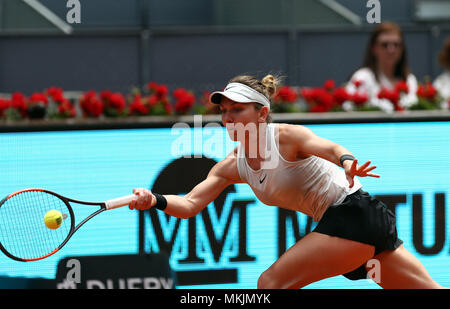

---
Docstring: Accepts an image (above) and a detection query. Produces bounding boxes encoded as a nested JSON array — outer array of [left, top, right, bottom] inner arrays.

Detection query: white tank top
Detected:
[[236, 123, 362, 221]]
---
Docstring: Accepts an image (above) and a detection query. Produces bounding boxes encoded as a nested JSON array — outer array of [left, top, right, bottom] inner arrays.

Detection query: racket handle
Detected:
[[105, 194, 138, 210]]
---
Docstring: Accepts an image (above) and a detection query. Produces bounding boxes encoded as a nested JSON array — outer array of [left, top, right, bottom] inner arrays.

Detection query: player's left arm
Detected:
[[280, 124, 380, 187]]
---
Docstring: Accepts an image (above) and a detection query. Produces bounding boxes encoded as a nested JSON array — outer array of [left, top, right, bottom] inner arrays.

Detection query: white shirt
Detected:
[[433, 70, 450, 109], [236, 123, 362, 222], [346, 67, 419, 113]]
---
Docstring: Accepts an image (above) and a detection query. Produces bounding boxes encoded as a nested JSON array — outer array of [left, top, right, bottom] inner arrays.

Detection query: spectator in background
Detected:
[[433, 37, 450, 109], [346, 22, 418, 112]]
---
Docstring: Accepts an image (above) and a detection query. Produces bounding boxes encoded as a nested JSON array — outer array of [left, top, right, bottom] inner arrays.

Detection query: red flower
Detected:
[[323, 80, 335, 91], [318, 90, 335, 110], [301, 88, 335, 112], [100, 90, 113, 102], [332, 87, 350, 105], [109, 93, 126, 113], [164, 102, 172, 114], [173, 88, 195, 114], [301, 80, 351, 112], [352, 79, 364, 88], [300, 88, 313, 102], [147, 94, 160, 107], [155, 84, 169, 98], [378, 88, 403, 111], [29, 93, 49, 106], [57, 100, 76, 118], [274, 86, 298, 103], [46, 87, 66, 104], [309, 104, 328, 113], [80, 91, 104, 117], [147, 82, 158, 91], [417, 82, 437, 101], [351, 92, 369, 106], [129, 94, 149, 115], [0, 98, 11, 117], [99, 91, 126, 115], [141, 91, 173, 116], [394, 81, 409, 94], [147, 82, 170, 101], [416, 86, 426, 98], [11, 92, 28, 117], [309, 89, 324, 103], [378, 88, 400, 104]]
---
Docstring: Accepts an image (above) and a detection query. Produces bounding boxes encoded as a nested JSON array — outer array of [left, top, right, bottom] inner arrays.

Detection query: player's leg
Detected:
[[257, 231, 375, 289], [371, 245, 445, 289]]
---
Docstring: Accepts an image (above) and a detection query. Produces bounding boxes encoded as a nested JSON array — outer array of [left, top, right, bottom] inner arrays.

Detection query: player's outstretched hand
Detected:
[[344, 159, 380, 188], [129, 188, 155, 210]]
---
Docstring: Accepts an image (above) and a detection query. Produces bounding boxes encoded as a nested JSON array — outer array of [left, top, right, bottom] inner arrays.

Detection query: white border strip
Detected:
[[22, 0, 73, 34], [318, 0, 362, 25]]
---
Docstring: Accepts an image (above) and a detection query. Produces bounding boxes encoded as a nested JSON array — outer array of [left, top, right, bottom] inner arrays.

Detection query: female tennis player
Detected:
[[129, 74, 444, 289]]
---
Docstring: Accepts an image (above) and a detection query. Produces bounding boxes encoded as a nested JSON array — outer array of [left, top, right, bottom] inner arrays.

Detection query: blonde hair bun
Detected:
[[261, 74, 280, 97], [229, 73, 282, 99]]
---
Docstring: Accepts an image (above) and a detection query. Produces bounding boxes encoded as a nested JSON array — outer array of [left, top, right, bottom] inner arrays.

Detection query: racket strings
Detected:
[[0, 190, 72, 260]]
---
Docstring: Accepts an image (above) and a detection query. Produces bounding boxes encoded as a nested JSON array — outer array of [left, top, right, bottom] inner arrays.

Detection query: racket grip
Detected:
[[105, 194, 138, 210]]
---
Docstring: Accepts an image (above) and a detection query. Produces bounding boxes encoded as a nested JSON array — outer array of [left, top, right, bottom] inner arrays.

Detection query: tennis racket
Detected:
[[0, 188, 138, 262]]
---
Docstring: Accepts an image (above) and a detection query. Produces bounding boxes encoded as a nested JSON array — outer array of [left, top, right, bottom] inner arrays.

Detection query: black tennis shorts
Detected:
[[313, 189, 403, 280]]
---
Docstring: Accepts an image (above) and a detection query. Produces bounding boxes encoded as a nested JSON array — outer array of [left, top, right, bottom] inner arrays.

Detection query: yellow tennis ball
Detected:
[[44, 210, 63, 230]]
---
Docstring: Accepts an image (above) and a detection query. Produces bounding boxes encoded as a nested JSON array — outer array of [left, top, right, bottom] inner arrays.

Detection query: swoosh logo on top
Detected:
[[259, 174, 267, 184]]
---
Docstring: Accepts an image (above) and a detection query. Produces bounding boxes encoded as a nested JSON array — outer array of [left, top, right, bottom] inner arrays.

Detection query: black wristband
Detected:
[[339, 154, 355, 167], [153, 193, 167, 211]]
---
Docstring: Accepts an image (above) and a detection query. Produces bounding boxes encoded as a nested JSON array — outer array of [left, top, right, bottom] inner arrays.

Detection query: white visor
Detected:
[[209, 82, 271, 109]]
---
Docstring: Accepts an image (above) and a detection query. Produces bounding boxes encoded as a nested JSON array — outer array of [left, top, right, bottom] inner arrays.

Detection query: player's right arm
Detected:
[[129, 152, 242, 219]]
